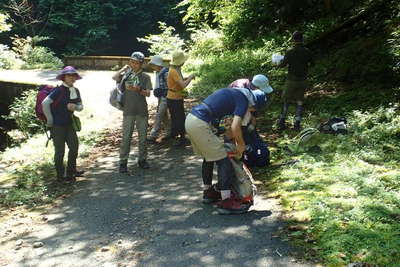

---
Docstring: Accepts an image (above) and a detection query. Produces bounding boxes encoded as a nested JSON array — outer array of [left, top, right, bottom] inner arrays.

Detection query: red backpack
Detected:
[[35, 85, 64, 122]]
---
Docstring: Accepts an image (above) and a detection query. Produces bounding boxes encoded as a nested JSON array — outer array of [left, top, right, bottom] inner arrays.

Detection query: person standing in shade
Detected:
[[112, 52, 152, 173], [278, 31, 313, 131], [167, 50, 195, 146], [42, 66, 84, 183], [147, 55, 171, 142]]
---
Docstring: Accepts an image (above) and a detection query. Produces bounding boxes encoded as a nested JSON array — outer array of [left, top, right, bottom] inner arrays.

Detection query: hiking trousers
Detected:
[[120, 114, 148, 163], [51, 125, 79, 178], [150, 97, 170, 138], [167, 98, 185, 138]]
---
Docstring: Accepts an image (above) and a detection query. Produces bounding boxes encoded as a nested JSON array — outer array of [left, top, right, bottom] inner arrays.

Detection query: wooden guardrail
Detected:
[[63, 56, 170, 71]]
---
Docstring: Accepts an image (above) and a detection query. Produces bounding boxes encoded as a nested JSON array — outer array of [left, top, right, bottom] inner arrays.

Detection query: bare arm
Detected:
[[112, 65, 130, 82], [231, 115, 246, 157], [177, 74, 195, 89]]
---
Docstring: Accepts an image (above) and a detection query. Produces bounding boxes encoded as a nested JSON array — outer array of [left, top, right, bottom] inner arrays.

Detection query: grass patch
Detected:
[[259, 104, 400, 266]]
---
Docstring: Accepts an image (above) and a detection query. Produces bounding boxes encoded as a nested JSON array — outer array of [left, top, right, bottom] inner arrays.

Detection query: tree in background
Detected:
[[0, 0, 185, 55]]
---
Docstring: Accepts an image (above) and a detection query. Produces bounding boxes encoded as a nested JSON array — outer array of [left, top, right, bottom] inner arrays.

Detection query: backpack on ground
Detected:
[[242, 128, 270, 167], [285, 127, 322, 154], [225, 143, 257, 206], [319, 117, 348, 134]]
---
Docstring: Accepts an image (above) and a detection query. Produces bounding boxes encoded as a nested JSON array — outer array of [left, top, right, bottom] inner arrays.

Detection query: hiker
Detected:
[[167, 50, 195, 146], [229, 74, 274, 94], [185, 88, 267, 214], [229, 74, 274, 137], [112, 51, 152, 173], [277, 31, 314, 131], [147, 55, 171, 142], [41, 66, 84, 182]]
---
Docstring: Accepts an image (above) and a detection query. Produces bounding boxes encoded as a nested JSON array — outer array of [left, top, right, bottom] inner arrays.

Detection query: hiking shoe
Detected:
[[202, 186, 222, 204], [138, 160, 150, 169], [64, 176, 76, 183], [119, 163, 128, 173], [74, 169, 85, 177], [174, 137, 190, 147], [217, 197, 249, 215], [293, 121, 301, 131]]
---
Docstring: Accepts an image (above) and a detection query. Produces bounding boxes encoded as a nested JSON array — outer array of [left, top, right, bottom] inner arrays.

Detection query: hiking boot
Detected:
[[174, 137, 190, 147], [278, 119, 286, 131], [64, 175, 76, 183], [119, 163, 128, 173], [217, 197, 249, 215], [202, 186, 222, 204], [74, 169, 85, 177], [293, 121, 301, 131], [138, 160, 150, 169]]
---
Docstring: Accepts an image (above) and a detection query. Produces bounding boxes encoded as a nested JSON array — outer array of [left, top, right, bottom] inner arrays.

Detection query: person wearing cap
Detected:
[[112, 51, 152, 173], [185, 88, 267, 215], [167, 50, 195, 146], [277, 31, 314, 131], [229, 74, 274, 134], [147, 55, 171, 142], [229, 74, 274, 94], [42, 66, 84, 182]]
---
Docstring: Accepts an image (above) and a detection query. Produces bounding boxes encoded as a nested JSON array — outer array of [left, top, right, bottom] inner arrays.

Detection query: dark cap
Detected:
[[292, 31, 303, 43]]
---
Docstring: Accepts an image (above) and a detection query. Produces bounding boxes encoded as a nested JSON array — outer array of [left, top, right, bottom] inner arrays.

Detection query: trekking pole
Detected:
[[42, 123, 52, 147]]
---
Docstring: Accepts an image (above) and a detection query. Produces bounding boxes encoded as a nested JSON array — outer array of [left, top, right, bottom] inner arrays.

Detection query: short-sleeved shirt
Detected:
[[49, 85, 82, 126], [280, 44, 313, 81], [191, 88, 249, 123], [122, 71, 152, 116], [167, 67, 184, 100]]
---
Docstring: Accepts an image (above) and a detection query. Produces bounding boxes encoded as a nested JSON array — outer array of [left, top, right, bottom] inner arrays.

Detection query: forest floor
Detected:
[[0, 70, 312, 267]]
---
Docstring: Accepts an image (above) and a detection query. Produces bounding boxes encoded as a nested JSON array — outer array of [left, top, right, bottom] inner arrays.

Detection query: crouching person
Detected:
[[185, 88, 267, 215], [42, 66, 84, 183]]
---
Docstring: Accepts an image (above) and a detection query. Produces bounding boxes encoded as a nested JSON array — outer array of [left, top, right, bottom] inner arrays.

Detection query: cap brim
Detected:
[[260, 85, 273, 94]]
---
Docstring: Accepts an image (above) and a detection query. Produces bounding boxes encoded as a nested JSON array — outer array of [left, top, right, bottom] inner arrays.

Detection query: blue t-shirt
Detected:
[[49, 86, 81, 126], [191, 88, 249, 123]]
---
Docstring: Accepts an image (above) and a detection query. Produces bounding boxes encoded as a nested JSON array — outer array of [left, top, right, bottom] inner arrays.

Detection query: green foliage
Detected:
[[0, 44, 23, 69], [21, 46, 63, 69], [0, 12, 11, 32], [0, 162, 73, 208], [261, 104, 400, 266], [137, 21, 186, 57], [3, 89, 41, 138], [189, 26, 224, 57], [186, 39, 287, 98]]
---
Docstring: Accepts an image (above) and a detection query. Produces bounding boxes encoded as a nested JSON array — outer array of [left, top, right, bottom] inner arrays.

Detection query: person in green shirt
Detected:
[[278, 31, 313, 131]]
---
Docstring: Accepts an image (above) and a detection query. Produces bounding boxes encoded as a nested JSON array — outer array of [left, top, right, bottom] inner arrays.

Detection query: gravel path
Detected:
[[0, 70, 311, 267]]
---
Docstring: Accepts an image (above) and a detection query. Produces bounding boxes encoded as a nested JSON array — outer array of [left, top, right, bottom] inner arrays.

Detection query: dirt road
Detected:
[[0, 70, 310, 267]]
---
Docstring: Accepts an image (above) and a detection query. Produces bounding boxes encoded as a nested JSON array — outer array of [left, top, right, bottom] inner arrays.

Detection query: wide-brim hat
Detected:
[[56, 66, 82, 81], [149, 55, 165, 67], [251, 74, 274, 94], [170, 51, 188, 66]]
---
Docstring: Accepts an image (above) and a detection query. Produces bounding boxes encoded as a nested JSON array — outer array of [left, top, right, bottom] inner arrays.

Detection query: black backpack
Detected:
[[319, 117, 348, 134]]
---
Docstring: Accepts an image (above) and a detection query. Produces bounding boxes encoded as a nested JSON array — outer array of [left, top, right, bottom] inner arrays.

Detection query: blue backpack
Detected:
[[242, 128, 270, 167]]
